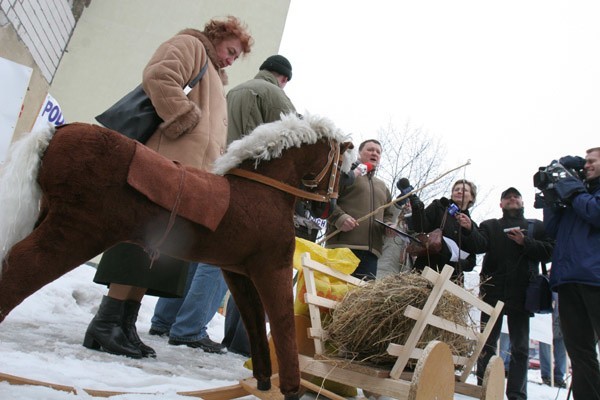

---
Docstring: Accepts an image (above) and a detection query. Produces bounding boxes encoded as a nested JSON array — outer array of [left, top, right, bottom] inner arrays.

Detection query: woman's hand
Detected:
[[455, 213, 472, 231]]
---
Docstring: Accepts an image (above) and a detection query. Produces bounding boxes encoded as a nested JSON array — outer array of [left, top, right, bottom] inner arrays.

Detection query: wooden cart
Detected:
[[297, 252, 506, 400]]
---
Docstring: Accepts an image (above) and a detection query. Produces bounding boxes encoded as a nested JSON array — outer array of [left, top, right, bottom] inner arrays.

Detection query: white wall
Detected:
[[49, 0, 291, 124]]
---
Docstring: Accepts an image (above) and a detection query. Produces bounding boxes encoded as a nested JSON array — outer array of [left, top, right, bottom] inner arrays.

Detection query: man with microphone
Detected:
[[325, 139, 394, 280]]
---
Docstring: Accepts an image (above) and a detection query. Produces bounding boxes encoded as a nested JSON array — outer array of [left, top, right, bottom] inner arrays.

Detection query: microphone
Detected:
[[396, 178, 412, 191], [395, 178, 414, 207], [355, 162, 374, 176]]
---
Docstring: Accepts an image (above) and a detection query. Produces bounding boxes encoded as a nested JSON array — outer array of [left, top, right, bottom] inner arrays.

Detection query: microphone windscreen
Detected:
[[396, 178, 411, 190]]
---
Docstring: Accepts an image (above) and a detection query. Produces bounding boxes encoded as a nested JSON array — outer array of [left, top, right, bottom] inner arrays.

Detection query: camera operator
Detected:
[[542, 148, 600, 400]]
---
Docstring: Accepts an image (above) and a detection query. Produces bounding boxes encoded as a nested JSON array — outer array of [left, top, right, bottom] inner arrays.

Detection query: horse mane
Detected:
[[213, 112, 353, 175]]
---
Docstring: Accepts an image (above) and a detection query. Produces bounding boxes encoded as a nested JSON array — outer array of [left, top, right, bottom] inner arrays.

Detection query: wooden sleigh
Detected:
[[297, 253, 506, 400]]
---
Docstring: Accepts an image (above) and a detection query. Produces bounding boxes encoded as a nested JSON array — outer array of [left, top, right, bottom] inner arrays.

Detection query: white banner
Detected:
[[32, 93, 66, 132], [0, 57, 33, 164]]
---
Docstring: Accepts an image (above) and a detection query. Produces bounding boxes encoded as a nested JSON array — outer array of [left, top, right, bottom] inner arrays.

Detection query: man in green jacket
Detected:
[[224, 55, 323, 356], [226, 54, 296, 143]]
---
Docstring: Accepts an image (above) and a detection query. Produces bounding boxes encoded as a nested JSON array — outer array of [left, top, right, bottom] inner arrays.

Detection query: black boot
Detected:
[[123, 300, 156, 358], [83, 296, 143, 358]]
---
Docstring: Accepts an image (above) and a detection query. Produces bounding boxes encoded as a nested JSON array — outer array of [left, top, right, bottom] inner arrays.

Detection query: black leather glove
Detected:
[[554, 176, 586, 202], [409, 194, 424, 210]]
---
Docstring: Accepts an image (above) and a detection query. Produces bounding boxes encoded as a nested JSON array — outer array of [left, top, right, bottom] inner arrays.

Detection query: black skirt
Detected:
[[93, 242, 189, 298]]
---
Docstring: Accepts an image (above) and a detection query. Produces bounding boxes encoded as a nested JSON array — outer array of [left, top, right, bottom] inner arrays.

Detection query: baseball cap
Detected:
[[500, 187, 522, 199]]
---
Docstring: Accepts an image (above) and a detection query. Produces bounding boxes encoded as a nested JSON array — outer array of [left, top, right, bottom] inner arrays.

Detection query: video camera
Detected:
[[533, 156, 586, 209]]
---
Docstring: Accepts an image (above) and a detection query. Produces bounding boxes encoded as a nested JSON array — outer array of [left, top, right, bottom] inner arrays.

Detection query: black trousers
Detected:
[[558, 283, 600, 400], [350, 249, 378, 281], [221, 296, 251, 357], [477, 306, 530, 400]]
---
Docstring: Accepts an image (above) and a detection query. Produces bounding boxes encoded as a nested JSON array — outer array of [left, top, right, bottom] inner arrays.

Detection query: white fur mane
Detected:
[[0, 125, 54, 273], [212, 113, 353, 175]]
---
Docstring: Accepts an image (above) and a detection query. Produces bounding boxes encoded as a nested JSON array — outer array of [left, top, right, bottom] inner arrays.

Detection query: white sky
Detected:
[[279, 0, 600, 220]]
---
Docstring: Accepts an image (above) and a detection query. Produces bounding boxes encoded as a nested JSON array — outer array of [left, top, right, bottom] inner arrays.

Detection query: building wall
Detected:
[[1, 0, 75, 82], [50, 0, 291, 125], [0, 0, 77, 142], [1, 0, 290, 142]]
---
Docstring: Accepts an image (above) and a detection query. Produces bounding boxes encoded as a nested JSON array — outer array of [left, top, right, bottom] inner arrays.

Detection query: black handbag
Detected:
[[523, 219, 553, 314], [406, 208, 448, 257], [95, 61, 209, 143], [524, 264, 553, 314]]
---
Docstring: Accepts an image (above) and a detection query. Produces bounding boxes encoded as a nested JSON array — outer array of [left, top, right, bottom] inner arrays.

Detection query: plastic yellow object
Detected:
[[293, 237, 359, 316]]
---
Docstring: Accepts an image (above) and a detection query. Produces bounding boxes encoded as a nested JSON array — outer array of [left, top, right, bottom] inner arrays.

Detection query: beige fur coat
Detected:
[[143, 29, 228, 170]]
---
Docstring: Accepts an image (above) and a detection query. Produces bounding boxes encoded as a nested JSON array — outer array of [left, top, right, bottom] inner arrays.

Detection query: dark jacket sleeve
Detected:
[[524, 219, 554, 265], [411, 199, 444, 233]]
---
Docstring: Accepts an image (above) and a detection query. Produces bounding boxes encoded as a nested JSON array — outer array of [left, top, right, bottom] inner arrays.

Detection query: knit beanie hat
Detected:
[[259, 55, 292, 81]]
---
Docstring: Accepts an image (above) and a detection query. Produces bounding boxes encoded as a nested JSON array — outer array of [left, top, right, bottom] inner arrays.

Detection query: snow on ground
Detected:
[[0, 264, 571, 399]]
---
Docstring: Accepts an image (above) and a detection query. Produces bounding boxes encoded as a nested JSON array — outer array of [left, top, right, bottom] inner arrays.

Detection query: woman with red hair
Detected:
[[86, 16, 253, 359]]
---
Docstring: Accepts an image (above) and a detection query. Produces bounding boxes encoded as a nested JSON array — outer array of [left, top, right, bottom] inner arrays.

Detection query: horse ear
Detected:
[[342, 141, 354, 152]]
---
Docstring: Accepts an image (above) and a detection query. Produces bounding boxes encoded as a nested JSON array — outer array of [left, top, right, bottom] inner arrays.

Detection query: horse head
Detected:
[[213, 113, 353, 217], [298, 138, 354, 219]]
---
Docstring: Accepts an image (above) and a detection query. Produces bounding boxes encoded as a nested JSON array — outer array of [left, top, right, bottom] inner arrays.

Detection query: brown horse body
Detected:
[[0, 114, 351, 399]]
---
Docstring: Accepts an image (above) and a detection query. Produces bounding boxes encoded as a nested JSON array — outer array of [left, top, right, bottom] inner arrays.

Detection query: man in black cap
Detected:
[[476, 187, 554, 400], [223, 54, 327, 356]]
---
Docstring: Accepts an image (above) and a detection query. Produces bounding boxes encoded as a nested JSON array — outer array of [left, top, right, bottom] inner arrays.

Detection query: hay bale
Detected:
[[324, 272, 476, 368]]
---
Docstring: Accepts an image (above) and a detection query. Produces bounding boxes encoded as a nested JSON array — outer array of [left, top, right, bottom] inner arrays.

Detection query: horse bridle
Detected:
[[226, 138, 342, 203]]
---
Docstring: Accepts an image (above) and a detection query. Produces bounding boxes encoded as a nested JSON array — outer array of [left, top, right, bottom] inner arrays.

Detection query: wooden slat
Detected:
[[238, 377, 283, 400], [0, 372, 77, 394], [313, 354, 392, 378], [304, 292, 338, 310], [301, 253, 366, 287], [302, 255, 325, 355], [459, 300, 505, 382], [454, 380, 483, 398], [307, 326, 329, 341], [177, 383, 249, 399], [389, 265, 454, 379], [299, 354, 410, 399], [386, 343, 469, 367], [403, 305, 478, 340]]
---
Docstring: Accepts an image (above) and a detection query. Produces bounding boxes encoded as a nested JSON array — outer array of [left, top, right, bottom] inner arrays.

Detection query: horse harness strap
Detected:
[[226, 138, 342, 202], [300, 138, 338, 190], [144, 161, 186, 264], [226, 168, 329, 202]]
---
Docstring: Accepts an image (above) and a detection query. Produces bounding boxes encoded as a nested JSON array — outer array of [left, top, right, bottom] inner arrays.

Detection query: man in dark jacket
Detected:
[[543, 148, 600, 400], [476, 187, 554, 400]]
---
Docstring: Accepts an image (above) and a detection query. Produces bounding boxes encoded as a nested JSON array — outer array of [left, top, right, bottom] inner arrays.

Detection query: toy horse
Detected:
[[0, 112, 353, 399]]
